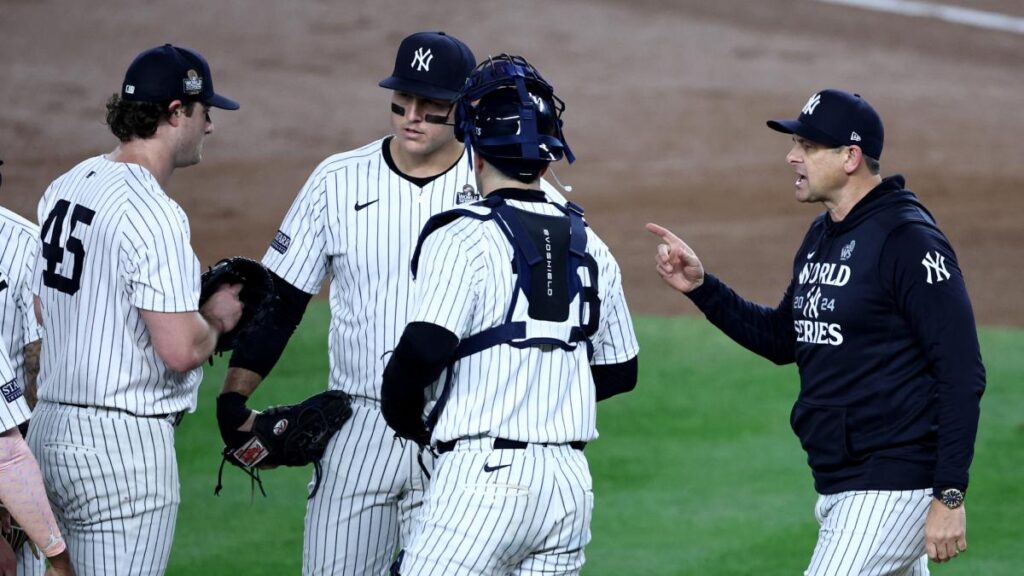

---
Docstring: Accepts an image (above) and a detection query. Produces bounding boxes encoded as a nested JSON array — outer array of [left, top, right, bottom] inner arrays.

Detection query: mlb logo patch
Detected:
[[1, 381, 23, 403], [271, 230, 292, 254]]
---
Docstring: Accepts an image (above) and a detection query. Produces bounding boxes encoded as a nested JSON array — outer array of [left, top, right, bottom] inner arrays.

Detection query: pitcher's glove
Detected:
[[215, 390, 353, 499], [200, 257, 276, 353]]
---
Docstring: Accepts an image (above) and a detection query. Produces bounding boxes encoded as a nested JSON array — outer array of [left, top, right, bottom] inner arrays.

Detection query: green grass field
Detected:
[[168, 303, 1023, 575]]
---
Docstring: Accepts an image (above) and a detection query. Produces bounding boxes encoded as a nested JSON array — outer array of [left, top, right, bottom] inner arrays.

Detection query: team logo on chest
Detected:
[[456, 184, 480, 204], [840, 240, 856, 261]]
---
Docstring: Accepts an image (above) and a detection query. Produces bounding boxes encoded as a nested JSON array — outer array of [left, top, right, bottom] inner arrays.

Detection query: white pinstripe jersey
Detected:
[[263, 137, 482, 401], [33, 156, 202, 415], [411, 196, 639, 444], [0, 339, 31, 432], [0, 207, 42, 393]]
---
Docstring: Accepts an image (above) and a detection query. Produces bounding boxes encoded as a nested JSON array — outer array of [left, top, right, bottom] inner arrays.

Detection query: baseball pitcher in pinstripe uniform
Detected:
[[381, 54, 640, 575], [0, 160, 74, 575], [649, 89, 985, 574], [28, 45, 243, 576]]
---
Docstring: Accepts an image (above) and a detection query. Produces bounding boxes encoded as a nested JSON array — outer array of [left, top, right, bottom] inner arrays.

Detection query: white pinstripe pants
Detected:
[[805, 489, 932, 576], [17, 538, 45, 575], [398, 439, 594, 576], [26, 402, 180, 576], [303, 399, 430, 576]]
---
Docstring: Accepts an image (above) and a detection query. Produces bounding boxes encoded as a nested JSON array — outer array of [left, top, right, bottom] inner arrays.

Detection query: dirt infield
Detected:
[[2, 0, 1021, 325]]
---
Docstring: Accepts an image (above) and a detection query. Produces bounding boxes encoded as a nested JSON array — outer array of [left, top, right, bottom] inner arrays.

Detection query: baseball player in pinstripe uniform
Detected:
[[381, 54, 640, 575], [648, 89, 985, 574], [217, 31, 480, 576], [0, 160, 74, 575], [27, 45, 243, 576], [0, 159, 48, 576]]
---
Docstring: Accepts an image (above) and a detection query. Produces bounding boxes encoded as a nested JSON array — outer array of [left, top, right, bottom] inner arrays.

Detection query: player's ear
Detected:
[[843, 145, 863, 175], [167, 100, 185, 126]]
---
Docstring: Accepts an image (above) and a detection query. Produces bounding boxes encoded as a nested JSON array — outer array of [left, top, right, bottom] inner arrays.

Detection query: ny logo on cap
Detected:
[[802, 93, 822, 115], [411, 47, 434, 72]]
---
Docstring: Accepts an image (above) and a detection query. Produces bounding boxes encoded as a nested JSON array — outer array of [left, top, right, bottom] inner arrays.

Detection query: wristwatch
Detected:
[[935, 488, 965, 509]]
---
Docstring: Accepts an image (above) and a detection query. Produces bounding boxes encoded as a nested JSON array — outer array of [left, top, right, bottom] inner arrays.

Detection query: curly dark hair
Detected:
[[105, 95, 197, 142]]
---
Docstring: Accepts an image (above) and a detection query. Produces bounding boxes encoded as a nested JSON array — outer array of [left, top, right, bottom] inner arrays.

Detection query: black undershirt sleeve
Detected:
[[380, 322, 459, 439], [228, 272, 313, 377], [593, 356, 638, 402]]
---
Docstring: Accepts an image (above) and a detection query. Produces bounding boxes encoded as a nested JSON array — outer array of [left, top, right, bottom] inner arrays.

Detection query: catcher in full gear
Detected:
[[381, 54, 640, 575]]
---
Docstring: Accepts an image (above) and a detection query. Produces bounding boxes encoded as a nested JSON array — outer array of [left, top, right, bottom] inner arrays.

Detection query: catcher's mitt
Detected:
[[214, 390, 353, 499], [200, 256, 276, 353]]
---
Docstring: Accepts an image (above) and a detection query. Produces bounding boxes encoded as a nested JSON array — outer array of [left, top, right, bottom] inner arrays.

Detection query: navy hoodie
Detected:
[[687, 175, 985, 494]]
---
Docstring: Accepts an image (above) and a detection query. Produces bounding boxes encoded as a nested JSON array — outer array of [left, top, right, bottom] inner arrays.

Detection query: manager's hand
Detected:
[[646, 223, 705, 294]]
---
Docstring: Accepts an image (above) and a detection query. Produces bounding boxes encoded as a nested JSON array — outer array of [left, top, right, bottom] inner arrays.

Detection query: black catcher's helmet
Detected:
[[454, 54, 574, 181]]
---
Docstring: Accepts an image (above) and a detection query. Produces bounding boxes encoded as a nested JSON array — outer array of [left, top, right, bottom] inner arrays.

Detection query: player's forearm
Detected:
[[22, 340, 41, 410], [0, 429, 66, 558], [143, 309, 221, 372], [221, 367, 263, 397]]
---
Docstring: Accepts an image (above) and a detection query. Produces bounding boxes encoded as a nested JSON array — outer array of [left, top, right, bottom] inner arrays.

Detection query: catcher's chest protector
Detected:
[[412, 194, 601, 427]]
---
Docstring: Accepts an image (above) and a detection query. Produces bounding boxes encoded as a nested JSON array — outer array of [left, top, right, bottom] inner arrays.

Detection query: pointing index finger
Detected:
[[645, 222, 680, 244]]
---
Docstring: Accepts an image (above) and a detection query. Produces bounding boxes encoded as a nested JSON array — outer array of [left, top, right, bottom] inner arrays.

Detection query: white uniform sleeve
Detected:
[[123, 200, 200, 313], [262, 167, 330, 295], [18, 240, 42, 345], [590, 244, 639, 365], [409, 221, 480, 338], [0, 344, 30, 432]]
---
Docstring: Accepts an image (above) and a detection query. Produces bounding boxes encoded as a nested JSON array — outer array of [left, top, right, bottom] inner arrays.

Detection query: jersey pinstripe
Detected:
[[33, 155, 202, 415], [0, 342, 31, 431], [262, 137, 477, 401], [265, 139, 573, 576], [0, 207, 46, 574], [411, 198, 639, 443], [0, 206, 42, 395]]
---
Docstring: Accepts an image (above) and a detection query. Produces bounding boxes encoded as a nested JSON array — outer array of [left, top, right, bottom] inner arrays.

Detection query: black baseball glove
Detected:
[[215, 390, 353, 499], [199, 257, 276, 353]]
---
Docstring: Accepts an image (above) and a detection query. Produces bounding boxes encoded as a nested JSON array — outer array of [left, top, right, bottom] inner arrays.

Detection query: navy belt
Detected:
[[435, 437, 586, 454], [60, 402, 185, 427]]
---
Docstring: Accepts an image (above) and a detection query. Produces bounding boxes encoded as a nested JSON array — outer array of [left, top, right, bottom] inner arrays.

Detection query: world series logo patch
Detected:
[[1, 380, 23, 403], [456, 184, 480, 204]]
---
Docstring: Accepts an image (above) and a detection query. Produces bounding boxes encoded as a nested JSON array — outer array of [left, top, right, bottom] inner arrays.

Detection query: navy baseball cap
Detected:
[[121, 44, 239, 110], [767, 89, 883, 159], [378, 31, 476, 102]]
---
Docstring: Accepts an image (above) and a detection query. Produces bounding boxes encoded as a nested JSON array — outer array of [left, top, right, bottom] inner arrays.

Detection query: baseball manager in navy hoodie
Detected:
[[647, 89, 985, 575]]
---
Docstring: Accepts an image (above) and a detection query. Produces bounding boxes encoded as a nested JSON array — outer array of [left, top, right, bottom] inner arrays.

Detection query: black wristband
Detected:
[[216, 392, 253, 446]]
